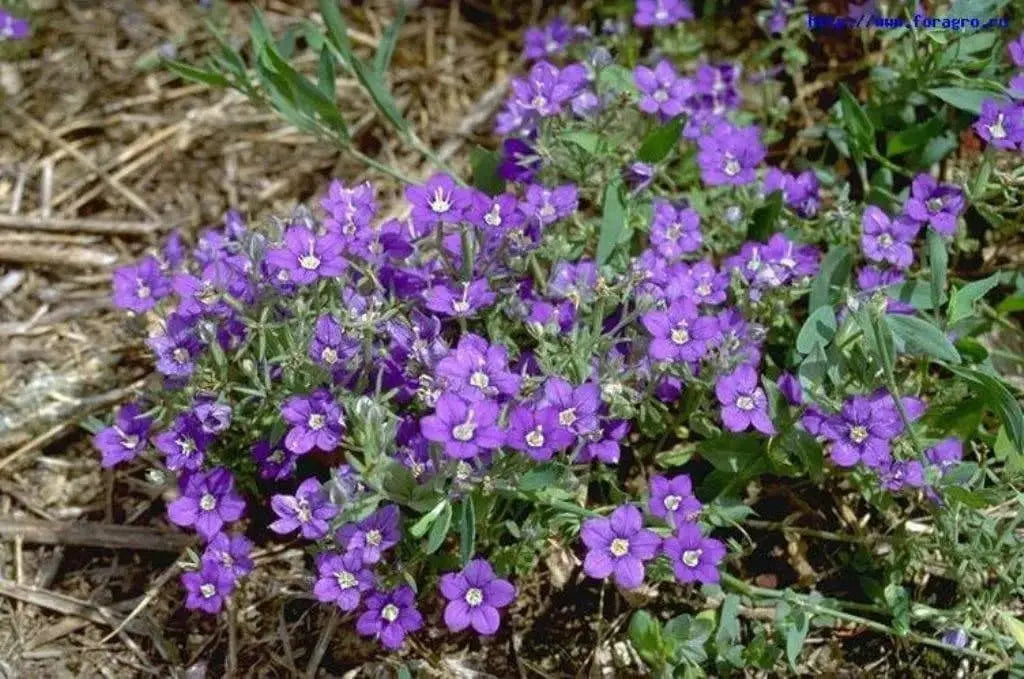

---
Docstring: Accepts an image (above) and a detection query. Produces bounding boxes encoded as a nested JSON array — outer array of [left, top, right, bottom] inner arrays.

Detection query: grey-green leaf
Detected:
[[885, 314, 961, 364], [947, 273, 1000, 326], [796, 305, 837, 354], [595, 179, 627, 266]]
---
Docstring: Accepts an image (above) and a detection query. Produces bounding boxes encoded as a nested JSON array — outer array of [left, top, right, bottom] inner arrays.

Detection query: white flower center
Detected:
[[538, 202, 556, 218], [927, 197, 944, 212], [470, 371, 490, 389], [696, 282, 712, 296], [277, 269, 291, 282], [464, 587, 484, 606], [682, 548, 702, 568], [200, 583, 216, 598], [671, 326, 690, 345], [558, 408, 577, 427], [452, 420, 477, 442], [878, 233, 893, 248], [849, 425, 869, 444], [609, 538, 630, 557], [664, 494, 682, 512], [175, 437, 196, 455], [484, 205, 502, 226], [122, 434, 140, 449], [137, 284, 151, 299], [299, 253, 321, 271], [199, 493, 217, 512], [653, 89, 669, 103], [365, 529, 382, 547], [336, 570, 357, 589], [321, 347, 338, 365], [308, 413, 326, 431], [452, 300, 470, 314], [172, 348, 189, 364], [531, 95, 548, 110], [429, 186, 452, 213], [736, 395, 755, 411], [296, 499, 312, 523], [525, 426, 546, 448], [723, 156, 741, 177], [381, 603, 400, 622], [988, 114, 1006, 139]]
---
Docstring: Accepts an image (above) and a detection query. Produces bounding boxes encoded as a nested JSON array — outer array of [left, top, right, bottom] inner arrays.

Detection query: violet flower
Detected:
[[521, 182, 579, 227], [861, 206, 919, 269], [336, 505, 401, 564], [308, 314, 358, 372], [540, 377, 601, 436], [902, 174, 965, 236], [202, 532, 254, 578], [251, 440, 298, 481], [153, 413, 210, 472], [269, 478, 339, 540], [280, 388, 345, 455], [878, 460, 925, 492], [182, 560, 235, 614], [423, 280, 496, 318], [192, 399, 232, 435], [714, 365, 775, 435], [436, 335, 520, 401], [649, 199, 702, 260], [0, 10, 30, 40], [522, 17, 574, 61], [580, 505, 661, 589], [420, 393, 504, 459], [663, 523, 727, 584], [1008, 32, 1024, 68], [356, 585, 423, 650], [697, 122, 765, 186], [634, 0, 694, 27], [148, 314, 204, 379], [642, 299, 717, 364], [405, 173, 467, 228], [112, 256, 170, 313], [498, 138, 541, 183], [634, 60, 692, 118], [926, 437, 963, 472], [95, 402, 153, 468], [648, 474, 702, 526], [264, 225, 345, 285], [313, 550, 374, 611], [167, 467, 246, 540], [505, 405, 575, 461], [973, 99, 1024, 150], [821, 394, 904, 469], [440, 558, 516, 636]]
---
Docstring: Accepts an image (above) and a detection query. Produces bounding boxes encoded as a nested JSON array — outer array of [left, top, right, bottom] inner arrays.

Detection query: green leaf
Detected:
[[665, 614, 712, 666], [260, 42, 350, 139], [373, 3, 406, 75], [317, 47, 336, 100], [796, 305, 837, 354], [884, 584, 911, 636], [595, 179, 627, 266], [164, 59, 230, 88], [458, 497, 476, 565], [947, 273, 1000, 326], [928, 87, 995, 115], [885, 314, 960, 363], [855, 307, 895, 377], [837, 84, 874, 153], [748, 190, 783, 241], [926, 229, 947, 313], [318, 0, 354, 60], [882, 279, 946, 310], [698, 434, 765, 473], [520, 464, 560, 491], [885, 117, 945, 156], [425, 501, 452, 554], [596, 64, 637, 96], [784, 611, 809, 671], [637, 117, 683, 163], [469, 146, 505, 196], [809, 246, 852, 312], [1000, 612, 1024, 650], [946, 366, 1024, 455], [798, 343, 828, 397], [773, 426, 824, 480], [629, 611, 665, 668], [409, 499, 448, 538], [249, 7, 273, 52], [715, 595, 742, 650], [562, 130, 602, 154]]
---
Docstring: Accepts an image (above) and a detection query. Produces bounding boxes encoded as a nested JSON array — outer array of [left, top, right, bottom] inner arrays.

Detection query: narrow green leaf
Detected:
[[926, 230, 948, 314], [1000, 612, 1024, 650], [318, 0, 354, 61], [885, 314, 961, 363], [249, 7, 273, 52], [165, 60, 230, 88], [636, 117, 683, 163], [458, 497, 476, 565], [837, 84, 874, 152], [260, 43, 349, 139], [809, 245, 852, 312], [784, 611, 809, 671], [425, 501, 452, 554], [885, 117, 945, 156], [947, 273, 1000, 325], [373, 3, 407, 75], [595, 179, 627, 266], [409, 499, 447, 538], [469, 146, 505, 196], [317, 47, 336, 101], [796, 305, 837, 354], [946, 366, 1024, 455], [928, 87, 996, 115]]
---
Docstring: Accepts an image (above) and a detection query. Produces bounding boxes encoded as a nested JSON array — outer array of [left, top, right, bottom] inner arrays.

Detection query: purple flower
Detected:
[[313, 550, 374, 611], [436, 335, 520, 401], [856, 266, 916, 315], [280, 389, 345, 455], [649, 199, 702, 260], [499, 138, 541, 183], [505, 405, 575, 461], [251, 440, 297, 481], [1010, 74, 1024, 100], [269, 478, 339, 540], [167, 467, 246, 540], [777, 372, 803, 405], [663, 523, 727, 585], [1008, 32, 1024, 67], [634, 61, 692, 118], [182, 560, 235, 614], [861, 206, 919, 269], [902, 174, 965, 236], [405, 173, 467, 229], [714, 365, 775, 435], [95, 402, 153, 468], [522, 17, 574, 61], [642, 299, 717, 364], [580, 505, 661, 589], [322, 179, 376, 236], [821, 394, 903, 469], [308, 314, 358, 372], [265, 226, 346, 285], [878, 460, 925, 492], [1, 10, 30, 40], [148, 314, 204, 379], [423, 279, 496, 318], [112, 256, 170, 313], [634, 0, 694, 27], [697, 122, 765, 186], [973, 99, 1024, 150], [540, 378, 601, 435], [762, 168, 820, 217], [677, 259, 728, 305], [356, 585, 423, 650], [192, 400, 232, 435], [202, 532, 254, 578], [521, 182, 578, 227], [336, 505, 400, 564], [440, 559, 516, 635], [925, 437, 962, 472], [648, 474, 702, 526], [154, 413, 210, 472], [624, 162, 656, 193], [420, 393, 504, 459]]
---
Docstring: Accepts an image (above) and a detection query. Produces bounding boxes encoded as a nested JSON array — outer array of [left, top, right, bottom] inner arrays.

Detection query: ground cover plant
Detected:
[[81, 0, 1024, 675]]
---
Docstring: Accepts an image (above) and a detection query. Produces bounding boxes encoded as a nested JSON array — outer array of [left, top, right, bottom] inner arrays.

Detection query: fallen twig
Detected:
[[0, 578, 148, 636], [0, 517, 194, 552], [0, 214, 162, 235]]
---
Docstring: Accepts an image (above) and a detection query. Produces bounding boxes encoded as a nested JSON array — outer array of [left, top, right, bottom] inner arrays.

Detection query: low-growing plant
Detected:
[[93, 0, 1024, 674]]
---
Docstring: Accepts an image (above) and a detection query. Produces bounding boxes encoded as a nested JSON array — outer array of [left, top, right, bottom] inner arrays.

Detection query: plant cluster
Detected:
[[94, 0, 1024, 673]]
